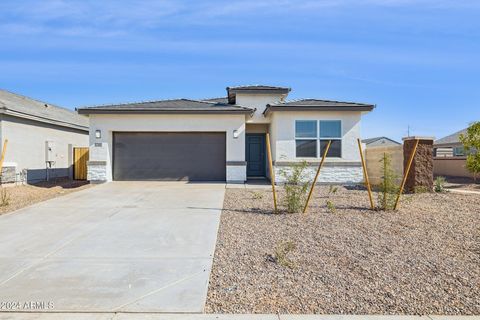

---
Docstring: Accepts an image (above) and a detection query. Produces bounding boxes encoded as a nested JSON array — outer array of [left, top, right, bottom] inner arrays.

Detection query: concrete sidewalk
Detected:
[[0, 313, 478, 319]]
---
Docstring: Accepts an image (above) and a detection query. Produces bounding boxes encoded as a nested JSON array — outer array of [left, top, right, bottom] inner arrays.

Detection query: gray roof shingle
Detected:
[[264, 98, 375, 114], [77, 98, 253, 114], [362, 137, 401, 145], [0, 89, 88, 131], [434, 128, 468, 146]]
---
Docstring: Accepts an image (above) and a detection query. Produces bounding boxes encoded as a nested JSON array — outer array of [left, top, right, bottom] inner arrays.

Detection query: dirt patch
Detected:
[[207, 187, 480, 315], [0, 179, 91, 215]]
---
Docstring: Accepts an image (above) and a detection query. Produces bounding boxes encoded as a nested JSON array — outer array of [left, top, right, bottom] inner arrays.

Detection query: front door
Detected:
[[246, 134, 266, 177]]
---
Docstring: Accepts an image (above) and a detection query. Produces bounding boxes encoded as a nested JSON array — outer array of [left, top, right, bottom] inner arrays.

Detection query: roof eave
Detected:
[[77, 109, 253, 115], [263, 105, 375, 116], [0, 108, 89, 132]]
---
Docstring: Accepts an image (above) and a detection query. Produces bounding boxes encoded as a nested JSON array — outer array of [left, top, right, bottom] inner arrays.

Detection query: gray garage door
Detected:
[[113, 132, 226, 181]]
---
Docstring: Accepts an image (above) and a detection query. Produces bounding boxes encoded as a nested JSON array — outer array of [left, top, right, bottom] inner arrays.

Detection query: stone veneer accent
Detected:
[[0, 165, 17, 184], [403, 137, 434, 192], [274, 163, 363, 184], [87, 161, 108, 183], [226, 164, 247, 183]]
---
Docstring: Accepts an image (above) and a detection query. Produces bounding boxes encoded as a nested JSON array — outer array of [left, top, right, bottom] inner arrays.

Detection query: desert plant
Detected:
[[326, 200, 336, 213], [328, 185, 338, 194], [434, 176, 446, 193], [251, 191, 264, 200], [272, 240, 296, 269], [459, 121, 480, 182], [377, 153, 399, 210], [279, 161, 310, 213], [0, 187, 10, 207]]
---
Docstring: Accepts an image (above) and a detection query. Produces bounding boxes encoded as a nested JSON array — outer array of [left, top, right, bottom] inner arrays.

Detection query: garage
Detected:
[[113, 132, 226, 181]]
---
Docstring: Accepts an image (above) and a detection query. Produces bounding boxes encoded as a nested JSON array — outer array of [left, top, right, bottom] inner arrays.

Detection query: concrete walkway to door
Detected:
[[0, 182, 225, 313]]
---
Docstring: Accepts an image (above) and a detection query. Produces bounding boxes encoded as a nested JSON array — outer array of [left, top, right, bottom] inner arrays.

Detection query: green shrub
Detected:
[[434, 176, 446, 193], [326, 200, 336, 213], [279, 161, 310, 213], [377, 153, 399, 210]]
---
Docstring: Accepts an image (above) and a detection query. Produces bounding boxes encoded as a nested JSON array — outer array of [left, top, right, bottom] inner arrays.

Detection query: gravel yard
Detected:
[[0, 179, 91, 215], [207, 186, 480, 315]]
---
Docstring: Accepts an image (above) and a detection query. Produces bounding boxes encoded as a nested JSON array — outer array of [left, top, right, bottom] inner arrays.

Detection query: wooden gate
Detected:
[[73, 147, 89, 180]]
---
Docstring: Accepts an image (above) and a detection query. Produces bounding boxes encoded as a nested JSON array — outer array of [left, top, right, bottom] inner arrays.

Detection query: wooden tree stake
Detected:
[[303, 140, 331, 214], [0, 139, 8, 177], [394, 138, 420, 210], [266, 133, 278, 213], [357, 138, 375, 209]]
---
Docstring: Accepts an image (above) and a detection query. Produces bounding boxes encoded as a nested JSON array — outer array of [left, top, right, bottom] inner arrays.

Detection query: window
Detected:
[[320, 120, 342, 158], [453, 146, 465, 157], [295, 121, 317, 157], [295, 120, 342, 158]]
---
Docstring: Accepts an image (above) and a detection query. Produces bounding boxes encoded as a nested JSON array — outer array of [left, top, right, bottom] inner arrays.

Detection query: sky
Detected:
[[0, 0, 479, 141]]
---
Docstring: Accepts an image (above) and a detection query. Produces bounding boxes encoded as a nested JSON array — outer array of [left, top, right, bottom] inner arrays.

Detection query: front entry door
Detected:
[[246, 134, 266, 177]]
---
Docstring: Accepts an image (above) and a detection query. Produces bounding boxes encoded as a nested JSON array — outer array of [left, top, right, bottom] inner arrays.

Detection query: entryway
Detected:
[[246, 133, 266, 177]]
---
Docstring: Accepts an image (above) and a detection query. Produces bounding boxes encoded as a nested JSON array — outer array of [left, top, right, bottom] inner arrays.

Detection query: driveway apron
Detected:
[[0, 182, 225, 313]]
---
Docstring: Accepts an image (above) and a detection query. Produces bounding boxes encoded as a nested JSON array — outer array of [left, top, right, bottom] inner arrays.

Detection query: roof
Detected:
[[226, 85, 291, 104], [434, 128, 468, 147], [227, 85, 291, 93], [362, 136, 401, 145], [77, 98, 254, 115], [264, 98, 375, 115], [0, 89, 89, 131]]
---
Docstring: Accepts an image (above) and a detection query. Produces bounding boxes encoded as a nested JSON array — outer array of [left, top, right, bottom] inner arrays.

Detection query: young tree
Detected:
[[459, 121, 480, 182]]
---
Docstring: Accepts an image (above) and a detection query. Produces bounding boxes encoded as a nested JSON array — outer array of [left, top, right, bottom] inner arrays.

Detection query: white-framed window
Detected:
[[295, 120, 342, 158]]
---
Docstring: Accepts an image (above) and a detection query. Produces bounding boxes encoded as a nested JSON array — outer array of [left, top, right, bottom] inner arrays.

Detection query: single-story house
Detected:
[[434, 128, 467, 157], [0, 89, 89, 183], [362, 136, 401, 148], [77, 85, 375, 184]]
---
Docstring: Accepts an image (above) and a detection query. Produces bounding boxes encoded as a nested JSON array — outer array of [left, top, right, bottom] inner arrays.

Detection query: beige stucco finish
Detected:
[[88, 114, 246, 182], [0, 116, 89, 182]]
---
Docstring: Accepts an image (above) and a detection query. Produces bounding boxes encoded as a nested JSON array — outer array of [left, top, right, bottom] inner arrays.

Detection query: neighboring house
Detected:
[[77, 85, 375, 184], [434, 128, 467, 158], [362, 136, 401, 148], [0, 89, 89, 183]]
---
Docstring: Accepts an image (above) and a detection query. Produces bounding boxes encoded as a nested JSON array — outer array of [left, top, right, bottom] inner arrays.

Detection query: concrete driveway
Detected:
[[0, 182, 225, 313]]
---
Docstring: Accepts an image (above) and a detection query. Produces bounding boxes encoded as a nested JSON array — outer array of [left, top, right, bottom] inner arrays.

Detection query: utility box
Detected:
[[45, 140, 56, 163]]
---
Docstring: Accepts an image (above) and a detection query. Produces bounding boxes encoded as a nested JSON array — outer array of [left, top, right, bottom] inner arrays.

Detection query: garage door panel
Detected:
[[113, 132, 226, 181]]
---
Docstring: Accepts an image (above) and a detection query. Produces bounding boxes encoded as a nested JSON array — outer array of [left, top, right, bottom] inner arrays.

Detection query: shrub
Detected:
[[0, 187, 10, 207], [272, 240, 296, 269], [459, 121, 480, 182], [326, 200, 336, 213], [251, 191, 264, 200], [279, 161, 310, 213], [434, 176, 446, 193], [377, 153, 399, 210]]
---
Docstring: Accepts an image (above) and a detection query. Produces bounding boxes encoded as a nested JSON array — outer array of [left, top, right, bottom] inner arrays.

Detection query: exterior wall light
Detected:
[[95, 130, 102, 139], [233, 130, 239, 139]]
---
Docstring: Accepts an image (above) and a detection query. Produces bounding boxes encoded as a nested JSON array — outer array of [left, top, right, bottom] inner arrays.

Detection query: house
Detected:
[[434, 128, 467, 157], [0, 89, 89, 183], [77, 85, 375, 184], [362, 136, 401, 148]]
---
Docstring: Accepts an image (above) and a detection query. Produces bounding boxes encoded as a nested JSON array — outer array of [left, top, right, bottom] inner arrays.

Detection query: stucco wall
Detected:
[[236, 93, 284, 124], [434, 157, 474, 179], [270, 111, 362, 163], [0, 115, 89, 182], [88, 113, 247, 182]]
